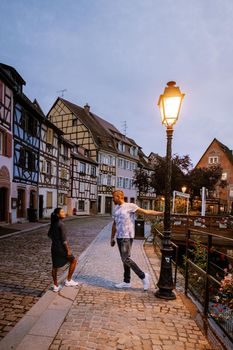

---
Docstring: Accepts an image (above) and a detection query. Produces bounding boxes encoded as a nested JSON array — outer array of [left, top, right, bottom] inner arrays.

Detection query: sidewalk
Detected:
[[0, 223, 212, 350]]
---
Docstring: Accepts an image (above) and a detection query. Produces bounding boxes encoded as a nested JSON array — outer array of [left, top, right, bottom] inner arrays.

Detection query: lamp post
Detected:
[[155, 81, 185, 300]]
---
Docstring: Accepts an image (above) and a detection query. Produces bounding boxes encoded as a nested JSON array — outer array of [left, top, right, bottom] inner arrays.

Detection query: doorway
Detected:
[[17, 189, 25, 218], [105, 196, 112, 214], [0, 187, 7, 221]]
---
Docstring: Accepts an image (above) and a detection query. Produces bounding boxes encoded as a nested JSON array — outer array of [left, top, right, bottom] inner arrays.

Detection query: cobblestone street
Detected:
[[0, 216, 112, 340]]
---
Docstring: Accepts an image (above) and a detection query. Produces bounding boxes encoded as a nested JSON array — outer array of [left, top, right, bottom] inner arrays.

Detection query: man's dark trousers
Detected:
[[117, 238, 145, 283]]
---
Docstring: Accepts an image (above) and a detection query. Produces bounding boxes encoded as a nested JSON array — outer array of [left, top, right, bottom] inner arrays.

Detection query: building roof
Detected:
[[195, 138, 233, 167], [71, 150, 98, 165], [60, 98, 117, 153], [0, 63, 26, 86], [50, 98, 145, 162]]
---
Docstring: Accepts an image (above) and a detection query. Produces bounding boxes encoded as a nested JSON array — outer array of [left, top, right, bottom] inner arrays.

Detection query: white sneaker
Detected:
[[142, 273, 150, 290], [65, 279, 79, 287], [115, 282, 131, 289], [53, 285, 61, 292]]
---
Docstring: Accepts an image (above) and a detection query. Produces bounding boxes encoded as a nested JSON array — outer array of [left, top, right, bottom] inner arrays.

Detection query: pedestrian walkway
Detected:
[[0, 223, 212, 350]]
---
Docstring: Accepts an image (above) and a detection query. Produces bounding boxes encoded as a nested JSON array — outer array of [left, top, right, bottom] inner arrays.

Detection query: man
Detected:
[[111, 190, 163, 290]]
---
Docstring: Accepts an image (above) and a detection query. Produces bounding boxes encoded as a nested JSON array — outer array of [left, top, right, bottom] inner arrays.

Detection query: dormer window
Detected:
[[129, 146, 138, 156], [118, 141, 125, 152], [72, 119, 77, 126]]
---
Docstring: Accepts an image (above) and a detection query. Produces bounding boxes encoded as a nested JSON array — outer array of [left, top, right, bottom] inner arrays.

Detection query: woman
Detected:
[[48, 208, 78, 292]]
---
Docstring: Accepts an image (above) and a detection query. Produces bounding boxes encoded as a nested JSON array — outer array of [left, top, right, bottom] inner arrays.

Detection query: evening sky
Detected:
[[1, 0, 232, 165]]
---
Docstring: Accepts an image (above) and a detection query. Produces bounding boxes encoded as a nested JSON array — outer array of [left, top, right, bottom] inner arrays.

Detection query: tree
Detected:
[[133, 168, 150, 197], [150, 154, 192, 195], [186, 165, 225, 201]]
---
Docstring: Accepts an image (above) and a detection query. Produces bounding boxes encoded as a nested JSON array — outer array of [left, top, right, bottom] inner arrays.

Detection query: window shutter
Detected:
[[5, 132, 12, 157], [47, 128, 53, 144], [42, 160, 46, 173]]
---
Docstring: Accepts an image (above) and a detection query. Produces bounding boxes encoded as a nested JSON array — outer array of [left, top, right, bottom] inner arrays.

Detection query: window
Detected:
[[80, 162, 86, 173], [91, 165, 96, 177], [130, 179, 135, 189], [129, 146, 138, 156], [19, 110, 37, 136], [221, 172, 227, 180], [117, 177, 123, 188], [46, 192, 53, 208], [102, 175, 107, 185], [124, 178, 129, 189], [229, 188, 233, 198], [18, 148, 36, 171], [109, 156, 115, 166], [90, 184, 96, 194], [20, 110, 27, 129], [46, 161, 52, 175], [58, 193, 67, 205], [27, 152, 36, 171], [80, 182, 85, 192], [118, 158, 124, 168], [28, 117, 37, 137], [107, 175, 112, 186], [118, 142, 125, 152], [208, 156, 218, 164], [72, 118, 77, 126], [78, 200, 85, 211]]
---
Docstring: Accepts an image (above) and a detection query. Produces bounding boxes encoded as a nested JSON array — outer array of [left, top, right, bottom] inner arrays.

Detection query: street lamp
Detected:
[[155, 81, 185, 300]]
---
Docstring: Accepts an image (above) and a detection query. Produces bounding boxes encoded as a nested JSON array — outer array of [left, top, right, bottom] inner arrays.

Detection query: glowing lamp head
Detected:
[[158, 81, 185, 127], [181, 186, 187, 193]]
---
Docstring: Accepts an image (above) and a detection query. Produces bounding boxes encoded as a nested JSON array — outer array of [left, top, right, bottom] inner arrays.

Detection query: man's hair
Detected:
[[112, 190, 124, 198]]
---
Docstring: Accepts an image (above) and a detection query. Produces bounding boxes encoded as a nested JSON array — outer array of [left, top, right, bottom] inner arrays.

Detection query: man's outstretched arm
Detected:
[[136, 208, 164, 216]]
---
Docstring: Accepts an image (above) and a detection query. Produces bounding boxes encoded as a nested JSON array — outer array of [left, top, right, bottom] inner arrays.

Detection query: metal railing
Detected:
[[149, 228, 179, 286], [184, 228, 233, 344]]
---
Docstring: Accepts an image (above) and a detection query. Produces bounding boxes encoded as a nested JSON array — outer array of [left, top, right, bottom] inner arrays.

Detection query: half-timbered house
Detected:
[[0, 64, 15, 223], [0, 64, 41, 223], [71, 144, 98, 215], [12, 89, 42, 222], [35, 100, 69, 219], [47, 98, 118, 214], [57, 136, 73, 215]]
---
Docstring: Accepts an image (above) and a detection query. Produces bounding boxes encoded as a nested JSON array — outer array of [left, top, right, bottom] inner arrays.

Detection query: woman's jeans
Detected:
[[117, 238, 145, 283]]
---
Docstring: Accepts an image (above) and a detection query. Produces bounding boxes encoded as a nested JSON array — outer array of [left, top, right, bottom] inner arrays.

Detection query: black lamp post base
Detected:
[[155, 288, 176, 300]]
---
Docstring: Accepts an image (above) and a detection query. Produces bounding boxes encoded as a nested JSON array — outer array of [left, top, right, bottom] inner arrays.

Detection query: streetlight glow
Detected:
[[158, 81, 185, 127], [182, 186, 187, 193]]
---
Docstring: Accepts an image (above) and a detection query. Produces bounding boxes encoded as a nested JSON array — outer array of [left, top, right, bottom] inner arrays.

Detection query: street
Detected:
[[0, 216, 112, 340]]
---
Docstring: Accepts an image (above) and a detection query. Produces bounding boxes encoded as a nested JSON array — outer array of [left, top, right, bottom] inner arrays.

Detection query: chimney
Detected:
[[84, 103, 90, 114]]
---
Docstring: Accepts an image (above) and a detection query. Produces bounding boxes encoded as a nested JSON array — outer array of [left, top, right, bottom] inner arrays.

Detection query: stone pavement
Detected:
[[0, 223, 213, 350]]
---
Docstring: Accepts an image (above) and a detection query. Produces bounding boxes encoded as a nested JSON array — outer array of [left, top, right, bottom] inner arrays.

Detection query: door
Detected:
[[0, 188, 7, 221], [105, 196, 112, 214], [17, 189, 25, 218]]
